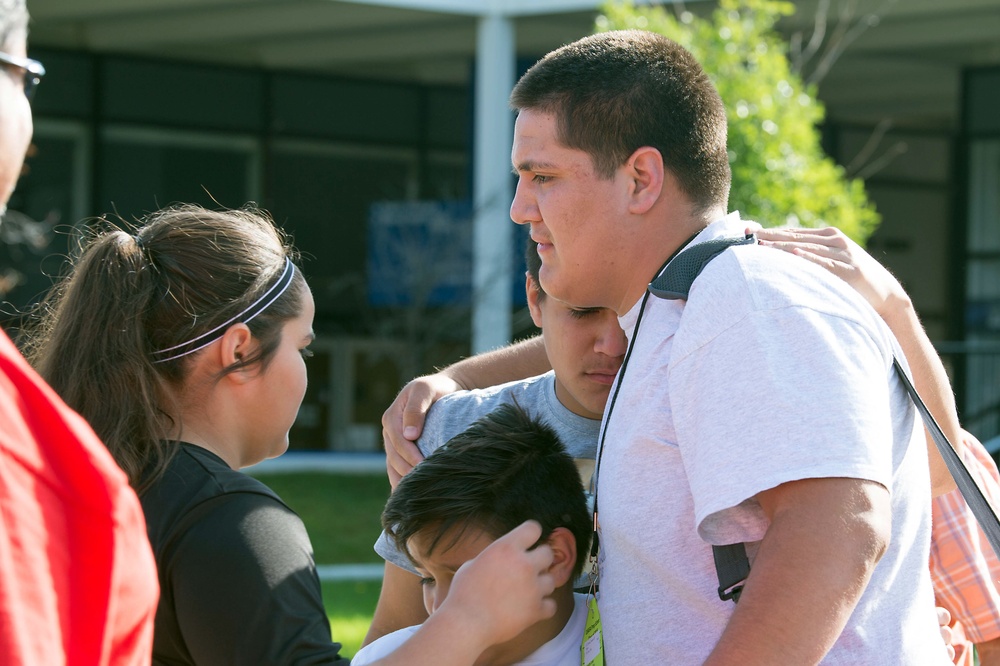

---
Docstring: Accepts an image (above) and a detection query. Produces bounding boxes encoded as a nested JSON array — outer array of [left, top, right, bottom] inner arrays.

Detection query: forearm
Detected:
[[367, 606, 492, 666], [880, 293, 960, 495], [443, 335, 550, 390], [706, 479, 889, 664], [977, 635, 1000, 666]]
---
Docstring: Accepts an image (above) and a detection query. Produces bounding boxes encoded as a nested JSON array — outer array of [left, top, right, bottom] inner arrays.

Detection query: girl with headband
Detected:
[[24, 204, 344, 664], [23, 204, 560, 665]]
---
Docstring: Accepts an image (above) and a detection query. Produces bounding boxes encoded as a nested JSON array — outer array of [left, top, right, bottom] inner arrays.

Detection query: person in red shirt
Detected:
[[0, 1, 160, 663]]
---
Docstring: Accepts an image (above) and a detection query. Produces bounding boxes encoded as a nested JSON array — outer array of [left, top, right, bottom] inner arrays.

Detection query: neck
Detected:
[[174, 426, 241, 469], [553, 378, 603, 421], [613, 204, 726, 316], [165, 378, 244, 470]]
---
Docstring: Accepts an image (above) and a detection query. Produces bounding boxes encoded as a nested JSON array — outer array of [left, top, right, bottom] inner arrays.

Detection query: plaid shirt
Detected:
[[930, 431, 1000, 662]]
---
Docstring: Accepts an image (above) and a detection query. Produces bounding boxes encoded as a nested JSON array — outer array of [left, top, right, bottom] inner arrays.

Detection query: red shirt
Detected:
[[0, 330, 158, 664]]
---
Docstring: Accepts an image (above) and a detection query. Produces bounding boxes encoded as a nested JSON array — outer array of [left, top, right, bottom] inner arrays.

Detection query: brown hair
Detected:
[[510, 29, 731, 215], [23, 204, 305, 490], [383, 402, 592, 578]]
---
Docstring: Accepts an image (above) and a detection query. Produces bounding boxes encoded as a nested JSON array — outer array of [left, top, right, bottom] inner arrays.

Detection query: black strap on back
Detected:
[[892, 358, 1000, 558], [648, 233, 758, 299], [650, 232, 1000, 604]]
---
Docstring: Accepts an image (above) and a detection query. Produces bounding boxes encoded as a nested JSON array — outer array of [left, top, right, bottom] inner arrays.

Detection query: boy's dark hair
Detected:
[[510, 29, 731, 216], [383, 402, 592, 577]]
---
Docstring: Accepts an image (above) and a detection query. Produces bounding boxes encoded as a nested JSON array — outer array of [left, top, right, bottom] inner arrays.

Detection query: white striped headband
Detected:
[[151, 258, 296, 364]]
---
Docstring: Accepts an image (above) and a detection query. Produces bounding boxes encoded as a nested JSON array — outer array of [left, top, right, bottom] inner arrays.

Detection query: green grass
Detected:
[[253, 472, 391, 564], [324, 579, 382, 659]]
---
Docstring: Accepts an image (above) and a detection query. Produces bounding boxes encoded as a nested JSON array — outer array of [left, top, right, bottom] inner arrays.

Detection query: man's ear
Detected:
[[545, 527, 579, 588], [526, 273, 544, 329], [217, 323, 257, 382], [625, 146, 665, 215]]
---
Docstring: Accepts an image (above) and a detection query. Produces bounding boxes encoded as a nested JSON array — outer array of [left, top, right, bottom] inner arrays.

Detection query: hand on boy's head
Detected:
[[440, 521, 557, 648], [382, 373, 461, 487]]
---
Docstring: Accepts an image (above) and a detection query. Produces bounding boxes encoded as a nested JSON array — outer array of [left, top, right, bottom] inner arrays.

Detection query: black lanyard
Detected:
[[589, 231, 701, 557]]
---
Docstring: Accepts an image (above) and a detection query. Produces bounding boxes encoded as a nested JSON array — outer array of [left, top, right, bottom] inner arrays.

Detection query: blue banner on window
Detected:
[[367, 200, 528, 307]]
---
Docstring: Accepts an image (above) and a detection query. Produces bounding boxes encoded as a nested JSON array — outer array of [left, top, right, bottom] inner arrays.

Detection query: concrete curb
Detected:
[[245, 452, 387, 475], [317, 563, 384, 582], [243, 453, 389, 583]]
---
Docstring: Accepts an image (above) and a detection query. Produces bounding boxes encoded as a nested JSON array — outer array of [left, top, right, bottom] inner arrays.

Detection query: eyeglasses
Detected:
[[0, 51, 44, 101]]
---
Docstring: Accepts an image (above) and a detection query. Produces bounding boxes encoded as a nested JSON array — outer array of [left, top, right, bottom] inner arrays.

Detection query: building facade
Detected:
[[6, 0, 999, 450]]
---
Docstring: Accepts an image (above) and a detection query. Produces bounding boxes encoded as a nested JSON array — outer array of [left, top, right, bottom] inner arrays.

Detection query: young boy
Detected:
[[353, 403, 593, 666], [364, 238, 623, 644]]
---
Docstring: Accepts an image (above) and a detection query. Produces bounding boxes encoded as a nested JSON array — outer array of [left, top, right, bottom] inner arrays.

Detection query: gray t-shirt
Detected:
[[374, 371, 601, 573]]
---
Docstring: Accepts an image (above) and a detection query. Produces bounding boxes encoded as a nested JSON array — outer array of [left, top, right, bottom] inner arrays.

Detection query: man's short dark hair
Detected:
[[383, 402, 592, 577], [510, 29, 731, 215]]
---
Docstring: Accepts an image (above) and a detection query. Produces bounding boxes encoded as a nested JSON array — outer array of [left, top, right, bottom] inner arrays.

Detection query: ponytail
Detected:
[[25, 228, 177, 489]]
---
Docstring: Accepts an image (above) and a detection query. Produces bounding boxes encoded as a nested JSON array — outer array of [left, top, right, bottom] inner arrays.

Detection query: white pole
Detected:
[[471, 11, 515, 354]]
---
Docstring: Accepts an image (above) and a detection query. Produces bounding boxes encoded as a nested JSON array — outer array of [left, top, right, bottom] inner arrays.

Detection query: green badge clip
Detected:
[[581, 595, 604, 666]]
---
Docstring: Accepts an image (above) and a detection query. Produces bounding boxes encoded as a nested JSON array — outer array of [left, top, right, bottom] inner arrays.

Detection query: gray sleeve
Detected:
[[371, 402, 453, 575], [373, 529, 418, 575]]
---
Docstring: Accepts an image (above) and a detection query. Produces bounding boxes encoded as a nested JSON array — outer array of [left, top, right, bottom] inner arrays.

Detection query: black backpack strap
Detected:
[[649, 233, 756, 299], [648, 231, 1000, 604], [892, 358, 1000, 559], [713, 542, 750, 603]]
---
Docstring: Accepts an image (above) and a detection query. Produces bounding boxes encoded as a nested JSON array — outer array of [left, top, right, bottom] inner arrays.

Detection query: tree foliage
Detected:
[[597, 0, 880, 244]]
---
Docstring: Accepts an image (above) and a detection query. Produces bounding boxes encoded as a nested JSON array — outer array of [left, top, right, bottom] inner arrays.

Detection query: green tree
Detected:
[[597, 0, 880, 244]]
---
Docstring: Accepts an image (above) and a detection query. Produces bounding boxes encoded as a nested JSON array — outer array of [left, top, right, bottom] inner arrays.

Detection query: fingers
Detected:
[[382, 374, 465, 487], [383, 425, 424, 488], [381, 386, 420, 448], [755, 225, 842, 238], [382, 384, 433, 462], [383, 434, 411, 489], [755, 226, 848, 250], [759, 239, 843, 262], [937, 607, 955, 661], [498, 520, 553, 567], [754, 227, 857, 276], [491, 521, 558, 606], [444, 520, 557, 648], [758, 239, 850, 280], [400, 393, 433, 443], [464, 520, 557, 602]]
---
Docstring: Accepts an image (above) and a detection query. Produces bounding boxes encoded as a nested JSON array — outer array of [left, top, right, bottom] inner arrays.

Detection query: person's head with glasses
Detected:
[[0, 0, 36, 219]]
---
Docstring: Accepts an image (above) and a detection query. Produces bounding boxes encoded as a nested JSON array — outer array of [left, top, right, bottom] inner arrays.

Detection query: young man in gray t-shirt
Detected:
[[362, 243, 625, 646]]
